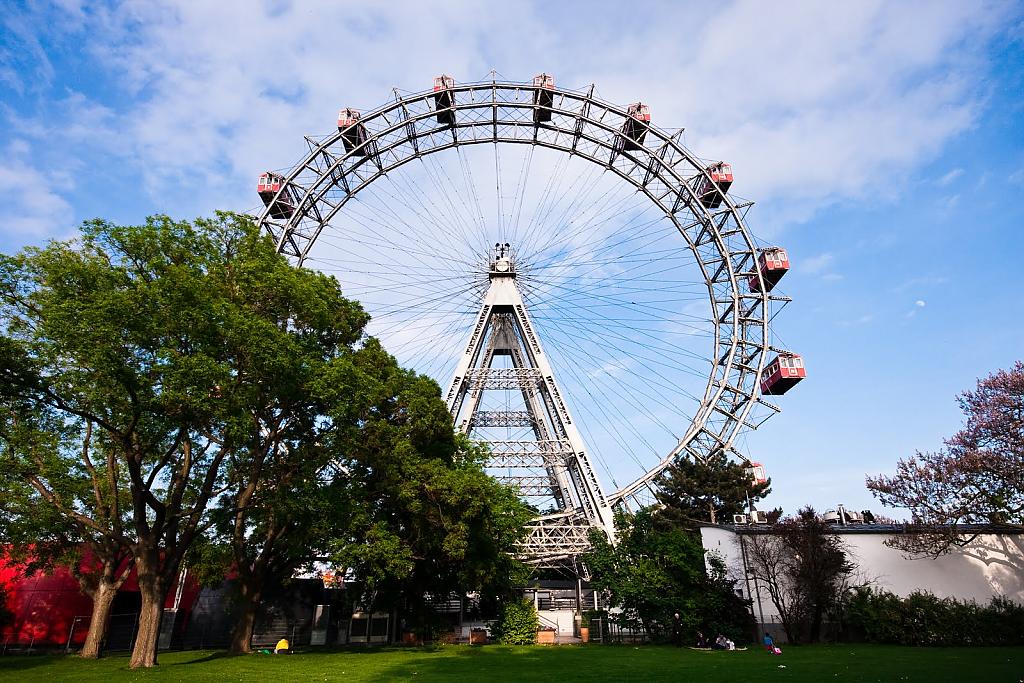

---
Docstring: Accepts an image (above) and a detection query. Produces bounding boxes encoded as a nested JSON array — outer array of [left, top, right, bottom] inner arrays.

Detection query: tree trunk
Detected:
[[228, 580, 261, 655], [130, 586, 165, 668], [129, 551, 167, 669], [809, 606, 823, 643], [80, 581, 117, 659]]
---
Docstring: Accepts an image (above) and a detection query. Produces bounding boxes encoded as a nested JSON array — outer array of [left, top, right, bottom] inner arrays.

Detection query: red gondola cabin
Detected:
[[746, 462, 768, 486], [748, 247, 789, 292], [433, 74, 455, 125], [760, 353, 805, 395], [697, 162, 733, 209], [621, 102, 650, 151], [337, 108, 370, 156], [533, 73, 555, 124], [257, 172, 296, 219]]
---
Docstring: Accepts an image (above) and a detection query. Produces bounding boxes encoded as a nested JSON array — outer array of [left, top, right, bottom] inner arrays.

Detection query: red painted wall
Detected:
[[0, 552, 200, 648]]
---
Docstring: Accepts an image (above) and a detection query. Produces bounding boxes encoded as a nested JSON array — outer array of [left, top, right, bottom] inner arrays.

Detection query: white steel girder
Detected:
[[445, 251, 615, 564]]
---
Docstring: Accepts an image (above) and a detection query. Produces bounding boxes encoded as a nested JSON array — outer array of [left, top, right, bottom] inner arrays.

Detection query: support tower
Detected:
[[446, 244, 615, 570]]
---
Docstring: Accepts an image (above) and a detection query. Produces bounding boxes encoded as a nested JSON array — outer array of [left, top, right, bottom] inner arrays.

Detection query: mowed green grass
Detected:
[[1, 644, 1022, 682]]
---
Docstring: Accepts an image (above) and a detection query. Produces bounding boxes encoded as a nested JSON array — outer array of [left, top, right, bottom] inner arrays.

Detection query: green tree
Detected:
[[0, 213, 315, 667], [0, 409, 133, 659], [0, 211, 533, 664], [332, 376, 532, 636], [174, 219, 370, 655], [586, 509, 753, 643], [491, 597, 539, 645], [0, 268, 154, 661], [656, 452, 771, 526]]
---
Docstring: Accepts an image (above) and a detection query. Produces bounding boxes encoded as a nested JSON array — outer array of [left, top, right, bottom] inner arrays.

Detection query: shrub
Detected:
[[492, 598, 539, 645], [844, 587, 1024, 646]]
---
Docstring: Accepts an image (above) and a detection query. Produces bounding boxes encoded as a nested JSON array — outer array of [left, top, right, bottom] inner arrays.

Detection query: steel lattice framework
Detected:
[[446, 250, 616, 565], [257, 77, 791, 567]]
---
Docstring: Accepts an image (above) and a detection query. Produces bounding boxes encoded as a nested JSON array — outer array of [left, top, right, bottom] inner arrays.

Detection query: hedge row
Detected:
[[843, 587, 1024, 646]]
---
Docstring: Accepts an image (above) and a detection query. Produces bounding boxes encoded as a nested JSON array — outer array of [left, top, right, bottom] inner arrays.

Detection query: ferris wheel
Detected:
[[256, 73, 804, 569]]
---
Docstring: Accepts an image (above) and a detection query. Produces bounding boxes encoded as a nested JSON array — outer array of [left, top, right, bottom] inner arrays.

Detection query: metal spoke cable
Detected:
[[542, 333, 659, 471], [380, 169, 480, 262], [534, 311, 708, 401]]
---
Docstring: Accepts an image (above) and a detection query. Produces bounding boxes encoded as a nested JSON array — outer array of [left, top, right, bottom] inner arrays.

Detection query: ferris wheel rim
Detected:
[[257, 77, 776, 510]]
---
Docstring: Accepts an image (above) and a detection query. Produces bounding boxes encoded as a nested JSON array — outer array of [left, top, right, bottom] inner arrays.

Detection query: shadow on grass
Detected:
[[365, 644, 683, 682], [166, 650, 234, 666], [0, 653, 72, 675]]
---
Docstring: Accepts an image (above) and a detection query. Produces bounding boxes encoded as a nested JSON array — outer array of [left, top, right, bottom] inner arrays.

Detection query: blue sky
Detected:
[[2, 0, 1023, 517]]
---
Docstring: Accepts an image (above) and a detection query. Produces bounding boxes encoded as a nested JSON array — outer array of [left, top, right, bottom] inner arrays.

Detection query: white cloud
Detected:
[[0, 142, 75, 246], [936, 168, 965, 186], [905, 299, 927, 318], [801, 252, 834, 275], [838, 314, 874, 327], [893, 275, 948, 292], [1, 0, 1013, 228]]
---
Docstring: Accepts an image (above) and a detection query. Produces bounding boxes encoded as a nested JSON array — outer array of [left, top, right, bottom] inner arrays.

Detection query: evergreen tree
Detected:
[[586, 509, 753, 643], [655, 452, 771, 526]]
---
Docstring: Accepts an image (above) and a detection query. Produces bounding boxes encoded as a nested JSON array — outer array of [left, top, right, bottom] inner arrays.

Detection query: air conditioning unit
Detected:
[[732, 514, 748, 525], [749, 510, 768, 524]]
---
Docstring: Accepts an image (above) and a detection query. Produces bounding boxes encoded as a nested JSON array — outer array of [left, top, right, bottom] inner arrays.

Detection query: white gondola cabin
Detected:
[[748, 247, 790, 292], [760, 353, 805, 395], [337, 108, 370, 156], [621, 102, 650, 151], [533, 73, 555, 124], [697, 162, 733, 209], [257, 172, 295, 219], [433, 74, 455, 125]]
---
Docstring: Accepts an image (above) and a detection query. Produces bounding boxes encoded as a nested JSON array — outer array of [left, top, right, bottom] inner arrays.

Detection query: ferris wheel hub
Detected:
[[489, 242, 516, 278]]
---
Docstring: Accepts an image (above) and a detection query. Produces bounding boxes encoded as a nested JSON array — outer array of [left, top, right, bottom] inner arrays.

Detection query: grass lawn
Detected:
[[0, 644, 1021, 682]]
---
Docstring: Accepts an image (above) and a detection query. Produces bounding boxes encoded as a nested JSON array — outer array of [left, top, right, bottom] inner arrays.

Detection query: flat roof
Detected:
[[699, 522, 1023, 536]]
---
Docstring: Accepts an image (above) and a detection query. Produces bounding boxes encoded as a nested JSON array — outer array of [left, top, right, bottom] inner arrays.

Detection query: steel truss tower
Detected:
[[445, 245, 615, 569]]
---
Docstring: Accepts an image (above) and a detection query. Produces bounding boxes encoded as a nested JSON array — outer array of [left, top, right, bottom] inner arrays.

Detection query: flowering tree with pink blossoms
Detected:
[[867, 361, 1024, 556]]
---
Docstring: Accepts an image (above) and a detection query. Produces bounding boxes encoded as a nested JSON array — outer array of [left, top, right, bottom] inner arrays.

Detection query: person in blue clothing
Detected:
[[763, 632, 781, 654]]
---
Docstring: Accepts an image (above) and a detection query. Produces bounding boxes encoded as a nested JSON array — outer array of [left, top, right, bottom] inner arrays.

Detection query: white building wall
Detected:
[[700, 526, 1024, 630]]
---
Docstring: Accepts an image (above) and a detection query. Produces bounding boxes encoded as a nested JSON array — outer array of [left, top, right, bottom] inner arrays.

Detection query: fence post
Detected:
[[66, 617, 78, 653], [129, 614, 139, 652]]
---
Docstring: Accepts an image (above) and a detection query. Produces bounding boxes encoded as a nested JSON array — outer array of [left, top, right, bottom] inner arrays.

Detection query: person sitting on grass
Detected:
[[714, 634, 735, 650], [696, 631, 709, 648], [274, 638, 290, 654]]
